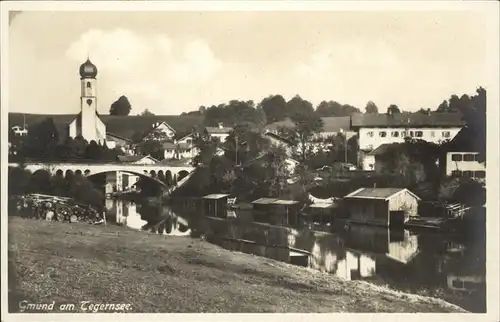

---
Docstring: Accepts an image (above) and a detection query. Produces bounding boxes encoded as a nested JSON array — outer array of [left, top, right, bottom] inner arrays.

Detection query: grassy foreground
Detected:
[[8, 216, 467, 313]]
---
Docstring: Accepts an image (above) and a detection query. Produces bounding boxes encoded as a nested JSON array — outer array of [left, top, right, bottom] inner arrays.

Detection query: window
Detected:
[[451, 154, 463, 161], [415, 131, 423, 138], [474, 154, 481, 161], [391, 131, 399, 137], [474, 170, 486, 178], [430, 131, 436, 137], [379, 131, 387, 138], [367, 131, 374, 137], [464, 154, 475, 162], [451, 170, 462, 177], [462, 171, 473, 178], [409, 131, 414, 137], [442, 131, 451, 138], [86, 82, 91, 88]]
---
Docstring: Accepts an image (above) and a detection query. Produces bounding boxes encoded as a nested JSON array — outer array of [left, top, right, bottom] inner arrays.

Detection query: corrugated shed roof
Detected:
[[350, 112, 465, 128], [344, 187, 420, 200]]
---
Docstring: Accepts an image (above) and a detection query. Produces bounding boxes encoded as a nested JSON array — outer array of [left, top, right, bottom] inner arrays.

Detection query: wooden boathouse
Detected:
[[343, 188, 420, 227], [202, 194, 230, 218], [251, 198, 302, 226]]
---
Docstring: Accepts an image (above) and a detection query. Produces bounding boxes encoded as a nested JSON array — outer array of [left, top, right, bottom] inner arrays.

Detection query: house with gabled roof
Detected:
[[204, 122, 233, 142], [142, 121, 177, 141], [443, 126, 486, 181], [343, 187, 421, 227]]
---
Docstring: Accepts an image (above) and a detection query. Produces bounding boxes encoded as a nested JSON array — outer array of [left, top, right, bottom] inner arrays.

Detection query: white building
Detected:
[[350, 112, 464, 170], [205, 123, 233, 142], [11, 125, 28, 136], [68, 58, 107, 144], [446, 152, 486, 180], [163, 142, 197, 160], [143, 121, 176, 140]]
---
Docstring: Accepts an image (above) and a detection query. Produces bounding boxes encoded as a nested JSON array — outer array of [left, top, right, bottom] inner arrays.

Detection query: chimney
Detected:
[[218, 122, 224, 129]]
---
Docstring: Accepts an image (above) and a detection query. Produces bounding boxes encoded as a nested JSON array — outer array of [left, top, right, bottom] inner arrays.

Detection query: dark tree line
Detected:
[[8, 167, 104, 210], [10, 117, 122, 162]]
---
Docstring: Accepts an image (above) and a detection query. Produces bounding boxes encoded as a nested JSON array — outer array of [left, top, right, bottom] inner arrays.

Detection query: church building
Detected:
[[68, 58, 107, 144]]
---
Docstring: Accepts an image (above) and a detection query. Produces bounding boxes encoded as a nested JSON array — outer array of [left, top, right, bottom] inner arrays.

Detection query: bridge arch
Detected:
[[85, 169, 168, 188]]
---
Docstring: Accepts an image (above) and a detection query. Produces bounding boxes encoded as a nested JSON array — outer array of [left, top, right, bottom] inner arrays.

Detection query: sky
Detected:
[[7, 8, 495, 116]]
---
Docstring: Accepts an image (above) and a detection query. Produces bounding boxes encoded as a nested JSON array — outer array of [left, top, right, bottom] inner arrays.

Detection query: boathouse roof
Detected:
[[251, 198, 300, 205], [344, 188, 421, 201]]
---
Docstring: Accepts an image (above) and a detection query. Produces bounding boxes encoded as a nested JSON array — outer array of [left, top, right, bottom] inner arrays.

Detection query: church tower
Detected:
[[69, 58, 106, 144]]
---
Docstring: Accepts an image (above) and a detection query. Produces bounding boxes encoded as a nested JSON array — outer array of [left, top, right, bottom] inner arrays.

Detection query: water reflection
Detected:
[[106, 199, 485, 313], [105, 199, 191, 236]]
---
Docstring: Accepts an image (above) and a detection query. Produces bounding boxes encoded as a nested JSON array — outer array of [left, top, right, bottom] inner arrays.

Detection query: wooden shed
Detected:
[[202, 194, 230, 218], [303, 201, 342, 229], [251, 198, 301, 226], [343, 188, 421, 227]]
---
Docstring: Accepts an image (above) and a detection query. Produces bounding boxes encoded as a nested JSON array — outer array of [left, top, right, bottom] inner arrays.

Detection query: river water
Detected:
[[104, 199, 486, 313]]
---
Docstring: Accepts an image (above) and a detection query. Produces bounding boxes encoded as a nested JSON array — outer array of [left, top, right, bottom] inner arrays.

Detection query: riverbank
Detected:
[[8, 216, 467, 313]]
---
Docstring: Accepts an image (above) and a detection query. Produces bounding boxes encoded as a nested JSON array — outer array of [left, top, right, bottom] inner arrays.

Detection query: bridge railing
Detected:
[[10, 159, 194, 168]]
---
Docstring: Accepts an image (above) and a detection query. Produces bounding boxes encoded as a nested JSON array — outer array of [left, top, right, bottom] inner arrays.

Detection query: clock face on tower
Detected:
[[86, 99, 93, 106]]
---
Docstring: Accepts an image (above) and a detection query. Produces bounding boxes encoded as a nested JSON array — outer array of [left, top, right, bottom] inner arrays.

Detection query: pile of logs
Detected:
[[12, 193, 104, 225]]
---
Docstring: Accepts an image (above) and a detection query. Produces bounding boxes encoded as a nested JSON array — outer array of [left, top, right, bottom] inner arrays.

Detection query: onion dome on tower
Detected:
[[79, 58, 98, 79]]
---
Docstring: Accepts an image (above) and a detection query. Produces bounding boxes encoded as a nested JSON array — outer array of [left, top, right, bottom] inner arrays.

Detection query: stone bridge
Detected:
[[9, 162, 196, 195]]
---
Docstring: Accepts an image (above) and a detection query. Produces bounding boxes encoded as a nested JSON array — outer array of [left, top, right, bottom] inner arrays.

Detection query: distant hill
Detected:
[[8, 113, 205, 141]]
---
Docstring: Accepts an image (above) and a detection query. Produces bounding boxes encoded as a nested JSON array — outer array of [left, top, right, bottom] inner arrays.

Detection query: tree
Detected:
[[85, 140, 102, 160], [417, 108, 432, 115], [21, 117, 59, 159], [315, 101, 360, 117], [140, 109, 155, 116], [282, 111, 324, 161], [387, 104, 401, 115], [8, 166, 31, 196], [109, 95, 132, 116], [259, 94, 287, 124], [138, 140, 163, 157], [365, 101, 378, 114], [223, 123, 271, 165], [436, 100, 449, 113], [286, 95, 314, 118]]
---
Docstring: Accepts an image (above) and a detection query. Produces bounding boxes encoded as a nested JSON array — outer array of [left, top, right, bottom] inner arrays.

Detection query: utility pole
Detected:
[[340, 128, 347, 164], [235, 134, 238, 166]]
